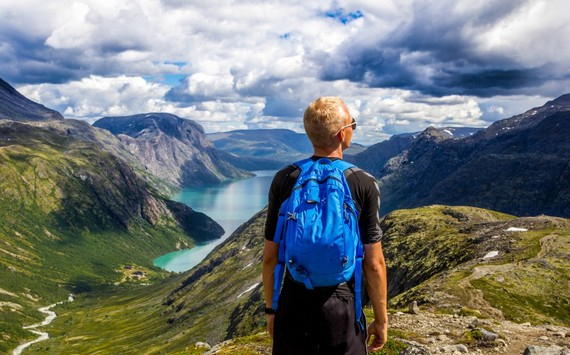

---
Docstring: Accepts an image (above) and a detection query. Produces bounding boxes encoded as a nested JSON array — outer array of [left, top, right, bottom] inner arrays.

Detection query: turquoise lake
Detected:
[[153, 170, 275, 272]]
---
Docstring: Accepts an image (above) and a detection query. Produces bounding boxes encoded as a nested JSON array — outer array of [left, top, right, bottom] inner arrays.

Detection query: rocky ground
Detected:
[[201, 310, 569, 355], [390, 309, 569, 354]]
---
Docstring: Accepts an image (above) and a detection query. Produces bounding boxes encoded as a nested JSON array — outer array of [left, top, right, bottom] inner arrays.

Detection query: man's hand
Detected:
[[367, 318, 388, 351], [267, 314, 275, 338]]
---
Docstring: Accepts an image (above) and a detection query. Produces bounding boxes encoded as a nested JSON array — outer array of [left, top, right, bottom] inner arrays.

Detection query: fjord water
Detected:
[[153, 171, 275, 272]]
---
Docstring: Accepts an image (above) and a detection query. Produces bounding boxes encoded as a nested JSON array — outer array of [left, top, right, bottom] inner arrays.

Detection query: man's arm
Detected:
[[363, 241, 388, 351], [262, 240, 279, 338]]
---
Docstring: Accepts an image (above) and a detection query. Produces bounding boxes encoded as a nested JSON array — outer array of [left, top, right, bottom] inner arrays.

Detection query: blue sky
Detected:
[[1, 0, 569, 145]]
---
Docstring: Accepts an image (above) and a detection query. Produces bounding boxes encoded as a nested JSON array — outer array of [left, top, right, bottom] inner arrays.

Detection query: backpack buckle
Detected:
[[286, 212, 297, 220]]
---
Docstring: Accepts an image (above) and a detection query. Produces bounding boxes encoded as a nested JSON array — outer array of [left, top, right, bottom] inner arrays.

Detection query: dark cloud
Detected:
[[164, 85, 209, 105], [262, 97, 304, 118], [319, 0, 563, 98], [0, 30, 84, 84], [435, 68, 544, 97]]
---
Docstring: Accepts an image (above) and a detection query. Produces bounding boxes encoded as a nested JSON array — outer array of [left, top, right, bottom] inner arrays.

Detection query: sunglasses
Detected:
[[335, 117, 357, 135]]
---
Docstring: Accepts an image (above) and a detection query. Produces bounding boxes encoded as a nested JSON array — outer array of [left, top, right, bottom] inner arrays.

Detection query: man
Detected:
[[262, 97, 388, 354]]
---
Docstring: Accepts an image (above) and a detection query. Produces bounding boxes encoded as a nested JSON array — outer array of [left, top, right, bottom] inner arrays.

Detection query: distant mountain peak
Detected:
[[546, 93, 570, 107], [94, 112, 205, 140], [93, 113, 250, 187], [0, 77, 63, 121]]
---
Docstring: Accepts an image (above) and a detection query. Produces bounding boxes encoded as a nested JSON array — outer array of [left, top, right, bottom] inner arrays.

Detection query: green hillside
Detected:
[[0, 121, 223, 353], [382, 206, 570, 325], [26, 205, 570, 354]]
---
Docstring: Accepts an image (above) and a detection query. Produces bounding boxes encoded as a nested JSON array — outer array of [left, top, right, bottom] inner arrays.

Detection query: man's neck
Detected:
[[313, 145, 343, 159]]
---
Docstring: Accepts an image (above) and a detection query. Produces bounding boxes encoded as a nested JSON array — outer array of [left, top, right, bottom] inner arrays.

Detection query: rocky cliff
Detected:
[[349, 127, 481, 177], [94, 113, 252, 187]]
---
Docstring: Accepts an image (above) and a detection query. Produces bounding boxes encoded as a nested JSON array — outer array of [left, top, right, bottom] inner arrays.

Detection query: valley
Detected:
[[1, 77, 569, 354], [14, 206, 570, 354]]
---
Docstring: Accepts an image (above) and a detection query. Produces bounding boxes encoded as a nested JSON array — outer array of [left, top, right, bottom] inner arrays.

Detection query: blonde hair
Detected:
[[303, 97, 348, 148]]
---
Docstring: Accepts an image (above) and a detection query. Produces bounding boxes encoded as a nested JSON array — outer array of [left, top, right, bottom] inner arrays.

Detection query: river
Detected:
[[153, 170, 275, 272], [13, 295, 74, 355]]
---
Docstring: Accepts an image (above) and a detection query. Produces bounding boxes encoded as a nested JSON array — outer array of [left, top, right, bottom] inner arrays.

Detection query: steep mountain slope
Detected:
[[94, 113, 252, 187], [379, 95, 570, 217], [0, 120, 224, 352], [0, 78, 63, 121], [349, 127, 481, 177], [38, 206, 570, 354]]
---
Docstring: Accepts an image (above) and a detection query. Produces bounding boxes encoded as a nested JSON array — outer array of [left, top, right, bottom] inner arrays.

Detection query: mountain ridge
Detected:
[[2, 76, 570, 354], [0, 78, 63, 121], [94, 113, 252, 187], [378, 94, 570, 217], [0, 79, 227, 352]]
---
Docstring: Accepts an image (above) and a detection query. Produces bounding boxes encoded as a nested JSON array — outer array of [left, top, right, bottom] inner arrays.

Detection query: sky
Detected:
[[1, 0, 569, 145]]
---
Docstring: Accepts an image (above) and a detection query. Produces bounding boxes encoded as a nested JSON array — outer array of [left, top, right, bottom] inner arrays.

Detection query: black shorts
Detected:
[[273, 276, 367, 355]]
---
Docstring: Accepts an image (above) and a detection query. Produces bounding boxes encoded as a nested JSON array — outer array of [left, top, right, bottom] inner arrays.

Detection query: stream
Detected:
[[13, 295, 73, 355]]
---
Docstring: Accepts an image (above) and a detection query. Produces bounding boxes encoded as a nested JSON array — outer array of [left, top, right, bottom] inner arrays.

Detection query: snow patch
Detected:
[[483, 251, 499, 259], [241, 262, 253, 270], [443, 129, 453, 136], [237, 283, 260, 298], [505, 227, 528, 232]]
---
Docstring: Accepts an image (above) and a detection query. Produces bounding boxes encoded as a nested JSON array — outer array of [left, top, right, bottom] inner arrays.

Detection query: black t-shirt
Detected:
[[264, 156, 383, 244]]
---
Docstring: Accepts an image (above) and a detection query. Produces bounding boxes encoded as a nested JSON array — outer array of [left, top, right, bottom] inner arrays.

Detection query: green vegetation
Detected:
[[385, 207, 570, 327], [0, 122, 215, 352], [2, 125, 569, 355], [470, 228, 570, 325], [381, 205, 515, 304]]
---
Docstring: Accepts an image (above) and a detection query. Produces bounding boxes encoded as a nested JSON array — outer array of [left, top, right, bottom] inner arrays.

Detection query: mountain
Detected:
[[94, 113, 252, 187], [38, 205, 570, 354], [0, 78, 63, 121], [0, 81, 226, 352], [207, 128, 313, 170], [349, 127, 481, 177], [377, 95, 570, 217], [208, 128, 368, 170]]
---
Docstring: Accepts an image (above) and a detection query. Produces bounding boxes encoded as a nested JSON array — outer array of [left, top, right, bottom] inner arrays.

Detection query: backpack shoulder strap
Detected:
[[293, 158, 315, 174], [331, 159, 355, 172]]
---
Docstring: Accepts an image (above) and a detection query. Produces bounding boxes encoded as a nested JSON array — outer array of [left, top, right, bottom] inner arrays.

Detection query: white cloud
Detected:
[[3, 0, 569, 145], [18, 75, 170, 120], [475, 0, 570, 69]]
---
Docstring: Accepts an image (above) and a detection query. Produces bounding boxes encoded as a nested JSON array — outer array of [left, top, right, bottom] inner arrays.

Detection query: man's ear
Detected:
[[337, 128, 345, 142]]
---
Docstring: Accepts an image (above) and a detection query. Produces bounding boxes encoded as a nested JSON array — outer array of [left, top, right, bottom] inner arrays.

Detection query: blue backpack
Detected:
[[272, 158, 364, 327]]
